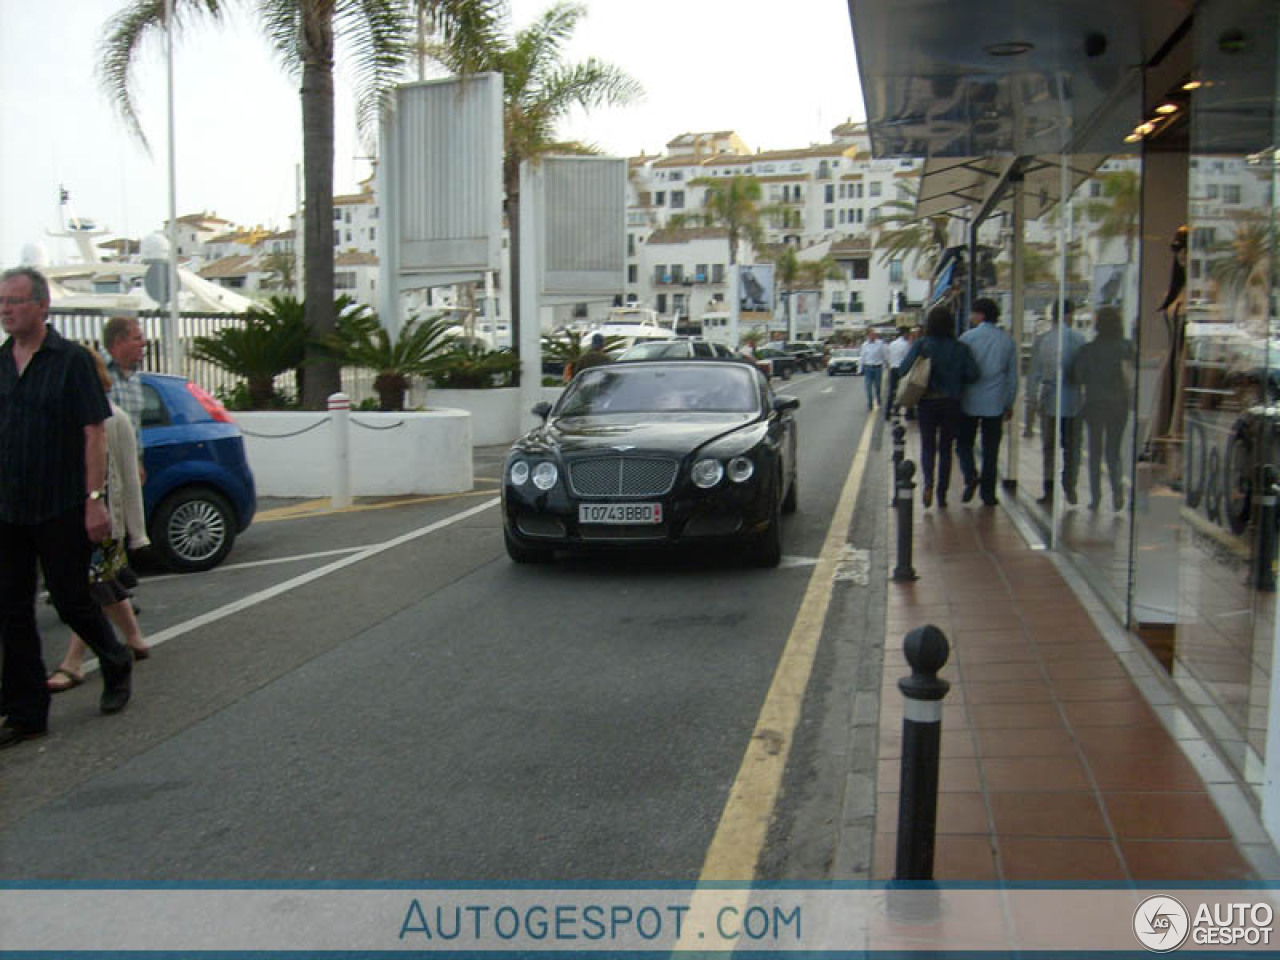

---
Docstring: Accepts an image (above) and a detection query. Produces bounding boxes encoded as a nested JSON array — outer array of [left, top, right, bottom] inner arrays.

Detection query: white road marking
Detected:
[[72, 498, 501, 675], [144, 546, 371, 582]]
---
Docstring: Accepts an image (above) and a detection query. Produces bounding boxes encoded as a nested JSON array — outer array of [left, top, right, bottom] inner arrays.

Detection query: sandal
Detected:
[[47, 667, 85, 693]]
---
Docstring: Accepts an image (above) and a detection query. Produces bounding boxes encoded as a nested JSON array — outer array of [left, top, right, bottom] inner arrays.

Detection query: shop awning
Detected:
[[915, 154, 1109, 222]]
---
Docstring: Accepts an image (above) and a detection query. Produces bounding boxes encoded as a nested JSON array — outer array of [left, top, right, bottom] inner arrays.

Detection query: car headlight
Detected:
[[727, 456, 755, 483], [692, 458, 724, 489], [509, 461, 530, 486], [531, 461, 559, 491]]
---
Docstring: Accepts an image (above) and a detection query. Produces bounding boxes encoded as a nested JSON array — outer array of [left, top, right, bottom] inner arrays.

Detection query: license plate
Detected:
[[578, 503, 663, 525]]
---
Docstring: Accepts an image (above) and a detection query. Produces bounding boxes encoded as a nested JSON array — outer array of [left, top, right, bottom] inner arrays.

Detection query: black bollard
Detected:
[[894, 625, 952, 882], [890, 423, 906, 507], [1256, 465, 1278, 592], [892, 459, 918, 582]]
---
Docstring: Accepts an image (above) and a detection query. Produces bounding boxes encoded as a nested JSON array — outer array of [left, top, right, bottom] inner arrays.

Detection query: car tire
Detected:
[[150, 487, 236, 573], [750, 495, 783, 568], [782, 468, 798, 515], [504, 528, 554, 564]]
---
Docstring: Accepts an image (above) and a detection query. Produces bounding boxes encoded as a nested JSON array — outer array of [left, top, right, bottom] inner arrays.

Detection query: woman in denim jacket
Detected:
[[897, 306, 980, 508]]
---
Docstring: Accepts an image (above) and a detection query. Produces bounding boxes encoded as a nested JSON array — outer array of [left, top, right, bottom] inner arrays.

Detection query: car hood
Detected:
[[523, 414, 759, 457]]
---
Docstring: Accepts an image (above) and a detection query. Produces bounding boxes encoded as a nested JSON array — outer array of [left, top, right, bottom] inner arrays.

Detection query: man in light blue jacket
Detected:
[[958, 298, 1018, 506], [1028, 300, 1085, 505]]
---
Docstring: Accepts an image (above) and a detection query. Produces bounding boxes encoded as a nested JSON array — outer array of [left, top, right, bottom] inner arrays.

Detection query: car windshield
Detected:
[[557, 364, 760, 416], [619, 341, 689, 360], [833, 349, 858, 358]]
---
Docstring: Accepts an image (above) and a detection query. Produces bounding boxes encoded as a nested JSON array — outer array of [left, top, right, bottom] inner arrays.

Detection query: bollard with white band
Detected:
[[890, 423, 906, 506], [892, 459, 918, 582], [328, 392, 352, 509], [894, 625, 951, 882]]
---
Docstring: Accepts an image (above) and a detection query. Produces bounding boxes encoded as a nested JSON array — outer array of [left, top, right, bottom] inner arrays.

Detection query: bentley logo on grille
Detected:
[[612, 445, 636, 452]]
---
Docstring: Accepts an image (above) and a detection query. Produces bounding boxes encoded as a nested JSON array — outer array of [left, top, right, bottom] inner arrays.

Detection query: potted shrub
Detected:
[[326, 310, 456, 411]]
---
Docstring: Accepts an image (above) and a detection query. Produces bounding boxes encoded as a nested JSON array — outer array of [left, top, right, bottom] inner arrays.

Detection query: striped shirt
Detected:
[[105, 353, 144, 437], [0, 325, 111, 523]]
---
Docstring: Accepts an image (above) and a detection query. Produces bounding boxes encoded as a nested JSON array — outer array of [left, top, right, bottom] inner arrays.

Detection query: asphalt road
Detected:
[[0, 369, 879, 882]]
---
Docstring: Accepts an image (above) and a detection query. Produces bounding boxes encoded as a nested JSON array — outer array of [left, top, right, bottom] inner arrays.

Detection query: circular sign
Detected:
[[1133, 895, 1190, 952]]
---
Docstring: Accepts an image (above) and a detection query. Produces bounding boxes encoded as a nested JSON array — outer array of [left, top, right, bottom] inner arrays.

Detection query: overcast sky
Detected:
[[0, 0, 864, 267]]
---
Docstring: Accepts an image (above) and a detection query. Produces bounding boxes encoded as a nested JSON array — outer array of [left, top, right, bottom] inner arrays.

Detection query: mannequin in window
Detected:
[[1154, 225, 1189, 451]]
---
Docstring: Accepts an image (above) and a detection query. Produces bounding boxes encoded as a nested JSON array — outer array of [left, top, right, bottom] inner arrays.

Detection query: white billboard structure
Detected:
[[378, 74, 504, 334], [519, 155, 627, 427]]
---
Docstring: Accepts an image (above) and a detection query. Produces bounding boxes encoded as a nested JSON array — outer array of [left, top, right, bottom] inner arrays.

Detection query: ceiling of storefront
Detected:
[[848, 0, 1193, 158]]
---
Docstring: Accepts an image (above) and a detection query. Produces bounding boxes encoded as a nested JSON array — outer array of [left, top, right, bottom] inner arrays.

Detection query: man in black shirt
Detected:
[[0, 266, 133, 748]]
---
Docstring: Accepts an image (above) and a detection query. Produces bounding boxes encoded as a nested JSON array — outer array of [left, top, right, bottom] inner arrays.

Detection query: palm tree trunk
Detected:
[[300, 3, 340, 409]]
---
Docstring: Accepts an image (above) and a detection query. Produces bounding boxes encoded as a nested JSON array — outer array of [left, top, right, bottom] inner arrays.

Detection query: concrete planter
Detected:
[[235, 409, 473, 498], [427, 386, 566, 446]]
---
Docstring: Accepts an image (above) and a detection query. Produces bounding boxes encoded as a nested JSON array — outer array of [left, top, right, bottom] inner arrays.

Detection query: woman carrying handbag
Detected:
[[895, 306, 980, 508]]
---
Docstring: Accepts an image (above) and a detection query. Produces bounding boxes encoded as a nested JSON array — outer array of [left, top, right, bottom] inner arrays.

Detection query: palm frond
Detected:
[[98, 0, 226, 150]]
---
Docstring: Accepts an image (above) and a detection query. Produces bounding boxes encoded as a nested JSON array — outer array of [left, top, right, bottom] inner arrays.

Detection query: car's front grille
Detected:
[[568, 457, 679, 497]]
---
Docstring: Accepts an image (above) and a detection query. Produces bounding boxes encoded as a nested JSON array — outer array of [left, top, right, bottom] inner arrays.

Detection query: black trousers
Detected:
[[0, 507, 131, 731], [917, 396, 966, 497], [956, 414, 1005, 503], [885, 369, 901, 421]]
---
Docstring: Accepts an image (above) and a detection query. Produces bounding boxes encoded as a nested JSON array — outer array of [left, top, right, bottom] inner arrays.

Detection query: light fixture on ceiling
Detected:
[[1124, 132, 1143, 143], [984, 40, 1035, 57], [1182, 78, 1204, 91], [1156, 103, 1180, 115]]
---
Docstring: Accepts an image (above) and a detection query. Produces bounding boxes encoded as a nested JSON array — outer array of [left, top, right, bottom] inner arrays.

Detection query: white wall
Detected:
[[237, 409, 472, 497]]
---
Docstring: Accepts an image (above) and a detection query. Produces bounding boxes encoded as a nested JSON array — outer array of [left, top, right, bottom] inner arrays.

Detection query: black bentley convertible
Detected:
[[502, 361, 799, 566]]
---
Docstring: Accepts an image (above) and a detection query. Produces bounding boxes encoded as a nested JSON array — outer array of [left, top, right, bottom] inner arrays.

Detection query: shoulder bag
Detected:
[[896, 352, 932, 408]]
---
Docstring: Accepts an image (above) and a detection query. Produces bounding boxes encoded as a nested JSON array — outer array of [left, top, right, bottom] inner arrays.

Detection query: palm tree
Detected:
[[99, 0, 504, 409], [426, 1, 641, 365], [1083, 169, 1140, 263], [190, 295, 310, 408], [675, 176, 777, 266], [259, 250, 297, 292], [870, 190, 949, 278], [1210, 213, 1276, 326], [327, 309, 458, 410]]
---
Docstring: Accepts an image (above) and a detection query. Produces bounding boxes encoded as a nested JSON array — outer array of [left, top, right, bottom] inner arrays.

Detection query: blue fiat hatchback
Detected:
[[139, 373, 256, 572]]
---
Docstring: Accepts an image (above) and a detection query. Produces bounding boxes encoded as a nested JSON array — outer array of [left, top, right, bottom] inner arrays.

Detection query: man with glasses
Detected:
[[0, 267, 133, 749]]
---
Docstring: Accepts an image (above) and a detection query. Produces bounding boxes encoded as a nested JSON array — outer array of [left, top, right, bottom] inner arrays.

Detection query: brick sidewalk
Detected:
[[873, 499, 1274, 882]]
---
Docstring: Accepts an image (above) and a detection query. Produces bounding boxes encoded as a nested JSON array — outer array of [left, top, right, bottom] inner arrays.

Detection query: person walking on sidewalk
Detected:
[[1071, 306, 1135, 512], [957, 298, 1018, 506], [1028, 300, 1085, 506], [861, 328, 886, 409], [0, 267, 133, 749], [102, 314, 146, 439], [884, 327, 911, 421], [896, 306, 979, 509]]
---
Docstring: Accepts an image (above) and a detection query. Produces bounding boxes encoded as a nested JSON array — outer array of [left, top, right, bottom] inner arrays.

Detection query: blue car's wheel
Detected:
[[151, 487, 236, 572]]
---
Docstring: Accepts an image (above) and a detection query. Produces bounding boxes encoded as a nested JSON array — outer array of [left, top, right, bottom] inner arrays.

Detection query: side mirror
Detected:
[[773, 395, 800, 413], [532, 401, 553, 421]]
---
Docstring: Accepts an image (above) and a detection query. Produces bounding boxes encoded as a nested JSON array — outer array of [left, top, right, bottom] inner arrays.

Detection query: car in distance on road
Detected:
[[140, 373, 257, 572], [616, 338, 742, 362], [827, 348, 863, 376], [782, 341, 825, 372], [502, 361, 799, 567], [753, 344, 799, 381]]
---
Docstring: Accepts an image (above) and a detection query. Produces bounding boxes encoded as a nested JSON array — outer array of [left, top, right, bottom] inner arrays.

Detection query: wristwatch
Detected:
[[87, 489, 106, 501]]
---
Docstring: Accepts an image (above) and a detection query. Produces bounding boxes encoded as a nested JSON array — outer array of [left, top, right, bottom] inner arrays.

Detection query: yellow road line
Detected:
[[699, 417, 875, 881], [254, 487, 499, 523]]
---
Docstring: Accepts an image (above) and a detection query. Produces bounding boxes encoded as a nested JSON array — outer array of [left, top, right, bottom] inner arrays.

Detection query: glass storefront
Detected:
[[951, 0, 1279, 794]]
